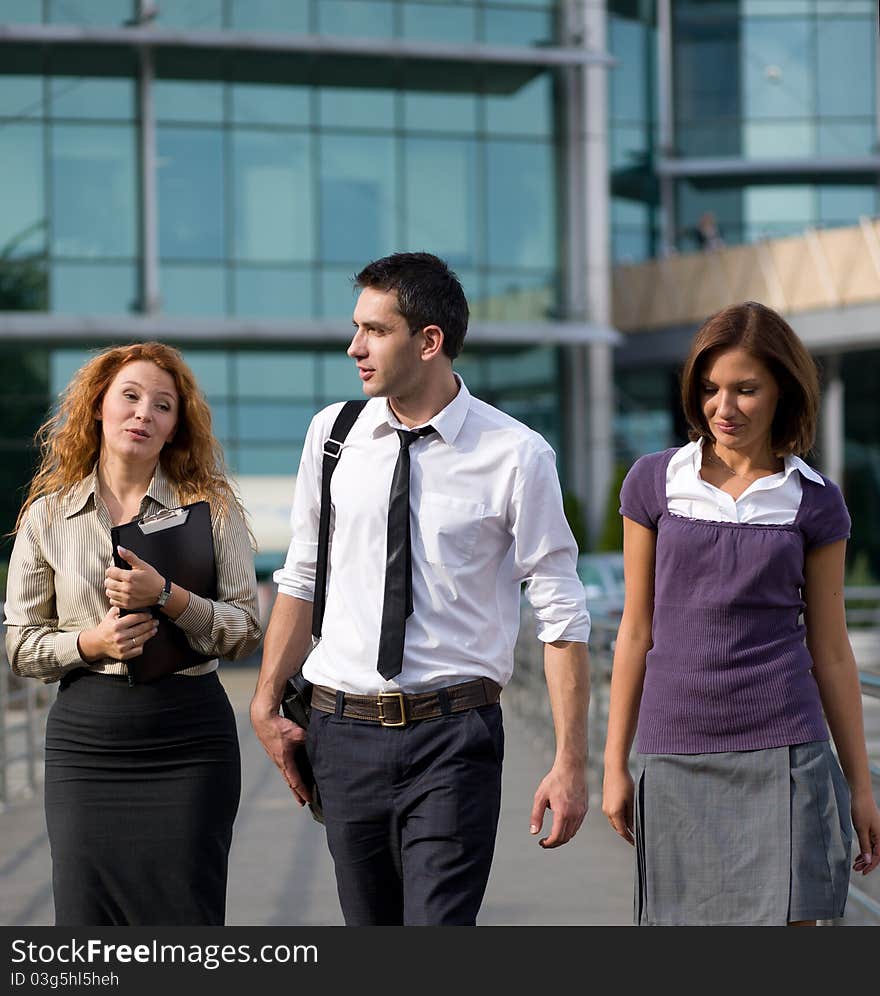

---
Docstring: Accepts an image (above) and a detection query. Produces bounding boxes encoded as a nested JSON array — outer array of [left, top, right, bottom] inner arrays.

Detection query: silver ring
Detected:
[[131, 637, 136, 648]]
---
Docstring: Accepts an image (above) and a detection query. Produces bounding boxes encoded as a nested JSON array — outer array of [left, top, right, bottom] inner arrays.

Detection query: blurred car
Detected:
[[577, 552, 625, 622]]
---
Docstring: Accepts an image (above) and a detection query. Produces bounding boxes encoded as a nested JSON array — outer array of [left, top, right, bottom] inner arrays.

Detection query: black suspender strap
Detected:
[[312, 399, 367, 639]]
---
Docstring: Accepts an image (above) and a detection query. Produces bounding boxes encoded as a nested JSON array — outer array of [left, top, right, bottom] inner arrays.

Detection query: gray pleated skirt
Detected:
[[633, 740, 853, 926]]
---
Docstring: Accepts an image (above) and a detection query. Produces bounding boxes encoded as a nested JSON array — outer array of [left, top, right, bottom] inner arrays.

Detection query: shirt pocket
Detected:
[[417, 491, 486, 568]]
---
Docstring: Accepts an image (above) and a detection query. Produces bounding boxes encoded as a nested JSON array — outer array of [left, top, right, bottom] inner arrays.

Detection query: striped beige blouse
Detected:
[[4, 464, 263, 683]]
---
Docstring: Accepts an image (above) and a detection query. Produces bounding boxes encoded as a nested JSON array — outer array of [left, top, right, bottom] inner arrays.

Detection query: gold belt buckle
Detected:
[[377, 692, 407, 727]]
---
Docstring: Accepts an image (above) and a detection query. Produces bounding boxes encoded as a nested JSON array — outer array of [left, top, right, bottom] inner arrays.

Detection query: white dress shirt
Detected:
[[666, 438, 826, 523], [274, 376, 590, 694]]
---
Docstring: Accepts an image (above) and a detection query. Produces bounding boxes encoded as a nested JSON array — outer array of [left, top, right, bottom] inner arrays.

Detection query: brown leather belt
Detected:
[[311, 677, 501, 728]]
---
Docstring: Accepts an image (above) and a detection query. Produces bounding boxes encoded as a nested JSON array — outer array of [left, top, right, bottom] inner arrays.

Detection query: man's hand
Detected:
[[250, 694, 312, 807], [529, 760, 588, 848]]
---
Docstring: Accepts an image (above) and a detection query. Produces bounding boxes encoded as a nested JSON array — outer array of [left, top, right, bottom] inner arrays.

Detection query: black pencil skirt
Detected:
[[44, 668, 241, 926]]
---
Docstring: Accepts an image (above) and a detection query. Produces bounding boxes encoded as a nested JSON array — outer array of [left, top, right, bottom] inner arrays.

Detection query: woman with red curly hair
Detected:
[[4, 342, 262, 925]]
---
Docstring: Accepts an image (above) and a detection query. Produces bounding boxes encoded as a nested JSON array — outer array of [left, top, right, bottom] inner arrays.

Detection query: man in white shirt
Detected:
[[250, 251, 591, 925]]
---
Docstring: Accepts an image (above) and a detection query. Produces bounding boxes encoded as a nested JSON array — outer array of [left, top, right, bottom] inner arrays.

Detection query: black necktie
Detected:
[[377, 426, 435, 680]]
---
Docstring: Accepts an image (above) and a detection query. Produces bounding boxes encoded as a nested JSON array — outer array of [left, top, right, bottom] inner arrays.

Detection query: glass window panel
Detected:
[[745, 121, 814, 158], [817, 121, 875, 157], [3, 1, 43, 23], [50, 123, 136, 257], [676, 123, 742, 158], [229, 0, 309, 32], [744, 184, 814, 227], [611, 124, 650, 169], [486, 141, 556, 269], [485, 346, 556, 390], [486, 73, 552, 138], [181, 351, 229, 397], [51, 261, 136, 313], [158, 127, 225, 260], [160, 264, 226, 315], [319, 266, 359, 319], [818, 185, 878, 225], [321, 350, 361, 396], [400, 3, 477, 43], [318, 88, 395, 130], [50, 349, 92, 396], [47, 77, 133, 119], [612, 197, 650, 227], [47, 1, 126, 25], [613, 227, 652, 264], [451, 353, 487, 391], [817, 17, 874, 117], [206, 399, 230, 440], [317, 1, 394, 39], [233, 443, 303, 475], [402, 91, 478, 133], [742, 17, 813, 120], [237, 402, 316, 441], [320, 134, 398, 265], [0, 124, 45, 256], [610, 13, 648, 123], [743, 1, 811, 13], [236, 352, 318, 399], [154, 81, 224, 123], [154, 1, 223, 29], [232, 131, 313, 263], [0, 75, 42, 117], [816, 2, 874, 14], [234, 268, 315, 318], [483, 8, 555, 46], [484, 270, 557, 321], [231, 84, 310, 126], [404, 138, 478, 267]]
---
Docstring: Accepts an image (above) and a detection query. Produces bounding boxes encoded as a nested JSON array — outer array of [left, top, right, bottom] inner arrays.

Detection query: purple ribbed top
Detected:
[[620, 448, 851, 754]]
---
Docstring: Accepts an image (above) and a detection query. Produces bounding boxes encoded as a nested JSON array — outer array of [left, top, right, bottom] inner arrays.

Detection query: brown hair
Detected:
[[16, 341, 249, 535], [680, 301, 819, 457]]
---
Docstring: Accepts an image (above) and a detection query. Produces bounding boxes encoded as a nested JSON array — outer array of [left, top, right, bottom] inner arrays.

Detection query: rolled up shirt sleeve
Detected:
[[5, 504, 87, 683], [511, 446, 591, 645], [172, 502, 263, 661]]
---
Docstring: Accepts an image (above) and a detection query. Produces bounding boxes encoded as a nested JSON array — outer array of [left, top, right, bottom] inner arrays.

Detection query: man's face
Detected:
[[348, 287, 424, 400]]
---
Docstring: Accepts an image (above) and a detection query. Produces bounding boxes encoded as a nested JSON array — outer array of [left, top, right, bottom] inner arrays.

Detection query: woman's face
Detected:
[[98, 360, 179, 467], [700, 347, 780, 453]]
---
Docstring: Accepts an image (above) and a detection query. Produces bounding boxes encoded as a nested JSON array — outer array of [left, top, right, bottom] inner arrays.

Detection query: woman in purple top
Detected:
[[602, 302, 880, 925]]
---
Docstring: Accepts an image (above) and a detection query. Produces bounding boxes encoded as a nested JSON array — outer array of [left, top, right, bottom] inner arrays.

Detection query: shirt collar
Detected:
[[63, 461, 178, 518], [371, 373, 471, 446], [675, 437, 824, 486]]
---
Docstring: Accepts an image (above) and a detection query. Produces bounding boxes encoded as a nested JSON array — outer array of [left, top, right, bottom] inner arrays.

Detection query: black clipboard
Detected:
[[111, 500, 218, 684]]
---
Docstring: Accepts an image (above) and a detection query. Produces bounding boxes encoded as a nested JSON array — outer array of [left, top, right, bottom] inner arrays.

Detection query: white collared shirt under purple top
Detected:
[[274, 375, 590, 696], [665, 437, 826, 524]]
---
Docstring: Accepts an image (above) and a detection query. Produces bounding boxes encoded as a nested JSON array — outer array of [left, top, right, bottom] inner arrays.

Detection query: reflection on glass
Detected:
[[817, 122, 875, 158], [158, 127, 225, 260], [404, 138, 477, 267], [47, 77, 133, 119], [51, 124, 136, 257], [160, 264, 226, 315], [318, 88, 395, 130], [51, 262, 136, 313], [483, 7, 554, 46], [154, 81, 224, 123], [402, 92, 478, 133], [742, 17, 810, 121], [320, 134, 398, 264], [234, 268, 314, 318], [484, 270, 557, 321], [486, 74, 552, 138], [744, 121, 813, 158], [229, 0, 309, 32], [817, 17, 874, 117], [486, 140, 556, 269], [231, 84, 310, 126], [317, 0, 394, 39], [400, 2, 477, 43], [232, 131, 313, 262], [236, 352, 318, 399], [0, 124, 44, 256]]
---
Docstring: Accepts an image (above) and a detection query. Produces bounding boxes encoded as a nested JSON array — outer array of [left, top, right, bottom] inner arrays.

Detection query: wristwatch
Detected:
[[156, 576, 172, 609]]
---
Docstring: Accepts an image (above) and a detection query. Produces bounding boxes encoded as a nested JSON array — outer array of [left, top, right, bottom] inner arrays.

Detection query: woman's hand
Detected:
[[602, 765, 636, 846], [78, 606, 159, 662], [104, 546, 164, 610], [851, 787, 880, 875]]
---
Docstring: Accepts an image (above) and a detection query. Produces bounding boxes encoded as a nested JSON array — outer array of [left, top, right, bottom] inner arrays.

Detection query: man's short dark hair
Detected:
[[354, 252, 469, 359]]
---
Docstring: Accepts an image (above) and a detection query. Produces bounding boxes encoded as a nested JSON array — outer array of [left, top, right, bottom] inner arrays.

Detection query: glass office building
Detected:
[[0, 1, 618, 570], [608, 0, 880, 579]]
